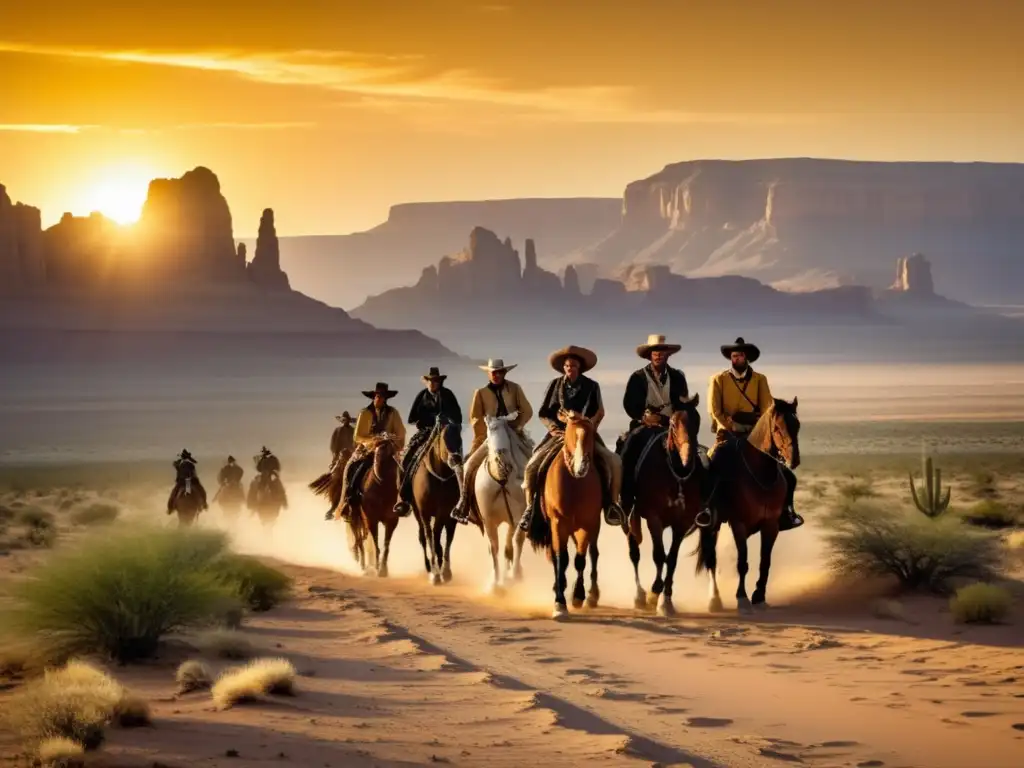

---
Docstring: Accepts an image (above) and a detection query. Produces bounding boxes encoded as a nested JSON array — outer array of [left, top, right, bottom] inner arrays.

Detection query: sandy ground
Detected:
[[2, 467, 1024, 768]]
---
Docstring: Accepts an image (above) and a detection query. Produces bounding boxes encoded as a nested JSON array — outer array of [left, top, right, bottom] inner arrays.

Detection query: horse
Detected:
[[309, 447, 353, 520], [474, 413, 532, 592], [247, 467, 288, 530], [625, 396, 703, 617], [169, 461, 204, 528], [526, 411, 603, 619], [410, 415, 465, 585], [694, 398, 801, 614], [216, 483, 246, 524], [346, 433, 402, 578]]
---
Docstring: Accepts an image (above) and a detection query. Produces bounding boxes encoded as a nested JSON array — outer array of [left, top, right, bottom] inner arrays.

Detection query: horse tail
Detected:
[[309, 471, 333, 497], [526, 503, 551, 553], [693, 525, 719, 575]]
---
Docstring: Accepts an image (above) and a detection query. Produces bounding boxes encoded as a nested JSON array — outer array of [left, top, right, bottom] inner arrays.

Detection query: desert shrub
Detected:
[[968, 470, 999, 500], [194, 629, 254, 660], [4, 661, 125, 750], [949, 583, 1012, 624], [37, 736, 85, 767], [111, 693, 151, 727], [213, 555, 292, 612], [0, 504, 15, 523], [69, 503, 120, 527], [176, 660, 213, 693], [211, 658, 296, 709], [960, 500, 1020, 529], [837, 479, 876, 502], [25, 523, 58, 548], [16, 506, 55, 529], [823, 501, 1001, 593], [6, 526, 237, 663]]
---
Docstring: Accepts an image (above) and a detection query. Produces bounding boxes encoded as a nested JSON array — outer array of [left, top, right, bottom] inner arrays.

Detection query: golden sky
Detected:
[[2, 0, 1022, 235]]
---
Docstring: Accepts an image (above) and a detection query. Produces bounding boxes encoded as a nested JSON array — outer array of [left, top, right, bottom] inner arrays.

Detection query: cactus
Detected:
[[909, 455, 951, 518]]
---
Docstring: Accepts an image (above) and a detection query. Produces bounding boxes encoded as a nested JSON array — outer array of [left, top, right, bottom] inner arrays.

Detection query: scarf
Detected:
[[487, 383, 509, 417]]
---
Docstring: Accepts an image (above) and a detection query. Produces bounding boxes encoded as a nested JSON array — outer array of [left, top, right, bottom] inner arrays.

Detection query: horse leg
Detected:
[[585, 538, 600, 609], [379, 519, 397, 579], [697, 525, 724, 612], [442, 518, 456, 583], [432, 513, 446, 585], [571, 544, 587, 610], [551, 516, 571, 619], [368, 520, 383, 577], [502, 517, 515, 582], [416, 513, 432, 575], [485, 516, 502, 593], [628, 533, 646, 609], [422, 514, 441, 585], [659, 522, 684, 617], [732, 523, 752, 614], [648, 515, 667, 604], [512, 508, 527, 582], [752, 525, 779, 608]]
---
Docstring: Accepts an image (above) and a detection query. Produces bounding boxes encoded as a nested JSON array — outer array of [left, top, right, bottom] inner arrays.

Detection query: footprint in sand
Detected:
[[1012, 723, 1024, 731], [686, 716, 733, 728], [961, 711, 999, 718]]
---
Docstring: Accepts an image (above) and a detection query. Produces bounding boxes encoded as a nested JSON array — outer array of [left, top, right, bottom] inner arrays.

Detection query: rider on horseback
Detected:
[[330, 412, 355, 468], [394, 367, 463, 518], [167, 449, 208, 514], [251, 446, 287, 506], [518, 345, 625, 532], [336, 383, 407, 522], [217, 455, 244, 488], [619, 334, 693, 525], [451, 359, 533, 525], [706, 337, 803, 530]]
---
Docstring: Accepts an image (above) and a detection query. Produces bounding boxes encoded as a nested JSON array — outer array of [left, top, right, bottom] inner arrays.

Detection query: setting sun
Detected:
[[76, 164, 157, 225]]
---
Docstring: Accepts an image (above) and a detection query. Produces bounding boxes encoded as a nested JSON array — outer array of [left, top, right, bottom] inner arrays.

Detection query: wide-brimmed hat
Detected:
[[549, 345, 598, 374], [478, 358, 517, 373], [335, 411, 353, 423], [179, 449, 196, 463], [636, 334, 681, 360], [720, 337, 761, 363], [227, 455, 236, 463], [258, 446, 272, 457], [421, 366, 447, 384], [362, 382, 398, 399]]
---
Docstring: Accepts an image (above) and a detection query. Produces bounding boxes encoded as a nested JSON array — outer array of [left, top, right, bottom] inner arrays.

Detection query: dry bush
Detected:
[[194, 629, 254, 660], [836, 479, 876, 503], [175, 660, 213, 693], [211, 658, 296, 709], [37, 736, 85, 767], [967, 470, 999, 500], [16, 506, 55, 529], [960, 500, 1021, 530], [823, 501, 1001, 593], [212, 555, 292, 612], [949, 583, 1013, 624], [69, 503, 120, 527]]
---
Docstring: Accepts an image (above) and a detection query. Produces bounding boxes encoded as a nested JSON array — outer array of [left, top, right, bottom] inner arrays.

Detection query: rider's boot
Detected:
[[166, 485, 178, 515], [518, 488, 538, 533], [778, 474, 803, 531]]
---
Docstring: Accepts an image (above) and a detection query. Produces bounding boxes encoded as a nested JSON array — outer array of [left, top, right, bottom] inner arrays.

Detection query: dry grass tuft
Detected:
[[211, 658, 297, 709], [37, 736, 85, 767], [949, 583, 1013, 625], [194, 629, 254, 660], [176, 660, 213, 693]]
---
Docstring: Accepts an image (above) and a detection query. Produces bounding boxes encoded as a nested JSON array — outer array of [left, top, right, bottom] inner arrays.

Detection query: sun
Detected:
[[79, 164, 157, 225]]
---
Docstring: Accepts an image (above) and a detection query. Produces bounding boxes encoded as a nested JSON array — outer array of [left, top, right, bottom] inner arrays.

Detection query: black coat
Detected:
[[538, 375, 602, 430], [407, 387, 463, 431], [623, 365, 689, 428]]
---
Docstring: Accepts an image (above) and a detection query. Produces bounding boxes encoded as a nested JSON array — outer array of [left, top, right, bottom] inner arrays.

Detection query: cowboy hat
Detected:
[[720, 337, 761, 363], [179, 449, 196, 462], [636, 334, 681, 360], [362, 382, 398, 399], [227, 455, 236, 463], [478, 358, 517, 373], [548, 345, 598, 374], [421, 366, 448, 384], [335, 411, 352, 423]]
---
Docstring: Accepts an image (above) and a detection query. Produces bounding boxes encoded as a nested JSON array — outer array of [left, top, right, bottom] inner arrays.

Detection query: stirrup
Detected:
[[394, 501, 412, 518], [603, 503, 625, 528], [695, 508, 713, 528]]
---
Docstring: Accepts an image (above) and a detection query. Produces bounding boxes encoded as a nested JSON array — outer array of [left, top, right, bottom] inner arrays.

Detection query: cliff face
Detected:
[[890, 253, 935, 295], [0, 185, 46, 292], [247, 209, 290, 291], [573, 159, 1024, 304]]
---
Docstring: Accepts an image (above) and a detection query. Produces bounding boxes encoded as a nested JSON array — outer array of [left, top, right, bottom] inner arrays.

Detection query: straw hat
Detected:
[[548, 345, 598, 374], [636, 334, 681, 359]]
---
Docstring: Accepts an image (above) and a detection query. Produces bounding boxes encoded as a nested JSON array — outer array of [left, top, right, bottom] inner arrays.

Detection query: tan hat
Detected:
[[479, 358, 517, 373], [636, 334, 681, 359], [548, 345, 598, 374]]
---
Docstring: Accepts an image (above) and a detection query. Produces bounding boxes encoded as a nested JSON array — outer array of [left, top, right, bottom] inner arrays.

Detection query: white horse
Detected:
[[476, 413, 533, 592]]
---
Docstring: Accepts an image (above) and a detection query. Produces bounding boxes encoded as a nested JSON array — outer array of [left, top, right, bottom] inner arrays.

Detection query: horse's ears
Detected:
[[791, 396, 798, 410], [680, 393, 699, 407]]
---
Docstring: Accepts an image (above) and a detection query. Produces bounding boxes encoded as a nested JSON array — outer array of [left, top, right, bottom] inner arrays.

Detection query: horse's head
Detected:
[[176, 459, 197, 483], [435, 414, 464, 468], [373, 433, 399, 459], [667, 394, 701, 467], [562, 411, 595, 479], [768, 397, 801, 469], [484, 414, 515, 480]]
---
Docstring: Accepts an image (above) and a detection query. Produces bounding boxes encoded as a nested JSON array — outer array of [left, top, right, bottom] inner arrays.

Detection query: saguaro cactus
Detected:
[[909, 455, 951, 518]]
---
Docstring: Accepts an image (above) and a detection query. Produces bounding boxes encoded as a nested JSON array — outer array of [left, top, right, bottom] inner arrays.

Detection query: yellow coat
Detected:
[[469, 381, 533, 452], [354, 405, 406, 451], [708, 369, 773, 435]]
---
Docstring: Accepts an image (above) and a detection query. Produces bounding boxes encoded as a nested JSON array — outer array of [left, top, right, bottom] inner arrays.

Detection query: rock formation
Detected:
[[563, 265, 581, 297], [891, 253, 935, 295], [237, 242, 247, 263], [522, 238, 562, 295], [247, 209, 290, 291], [137, 166, 241, 281], [0, 184, 46, 292]]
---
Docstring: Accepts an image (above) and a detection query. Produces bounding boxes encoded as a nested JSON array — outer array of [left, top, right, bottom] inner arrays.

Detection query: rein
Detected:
[[737, 414, 785, 490]]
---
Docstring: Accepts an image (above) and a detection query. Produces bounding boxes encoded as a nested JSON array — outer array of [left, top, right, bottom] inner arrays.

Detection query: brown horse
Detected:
[[309, 447, 353, 520], [247, 469, 288, 530], [410, 415, 464, 585], [168, 462, 204, 528], [345, 434, 402, 578], [625, 396, 703, 617], [526, 411, 604, 619], [216, 483, 246, 524], [695, 398, 801, 613]]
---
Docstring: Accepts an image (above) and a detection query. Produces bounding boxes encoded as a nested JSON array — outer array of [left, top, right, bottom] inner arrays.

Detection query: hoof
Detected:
[[585, 594, 600, 609], [752, 599, 769, 611], [511, 568, 524, 582], [442, 568, 453, 584], [708, 596, 725, 613], [737, 597, 753, 615], [430, 572, 442, 586], [571, 598, 585, 610], [488, 581, 504, 596], [657, 597, 676, 618], [633, 591, 648, 610], [552, 604, 569, 620], [377, 568, 389, 579]]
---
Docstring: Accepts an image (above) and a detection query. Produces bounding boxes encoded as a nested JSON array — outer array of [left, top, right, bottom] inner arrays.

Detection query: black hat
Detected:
[[720, 337, 761, 363], [421, 366, 447, 384], [362, 382, 398, 399], [227, 455, 236, 463]]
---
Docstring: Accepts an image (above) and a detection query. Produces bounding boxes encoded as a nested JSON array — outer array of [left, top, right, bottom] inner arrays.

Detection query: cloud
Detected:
[[0, 41, 826, 126], [0, 123, 95, 133]]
